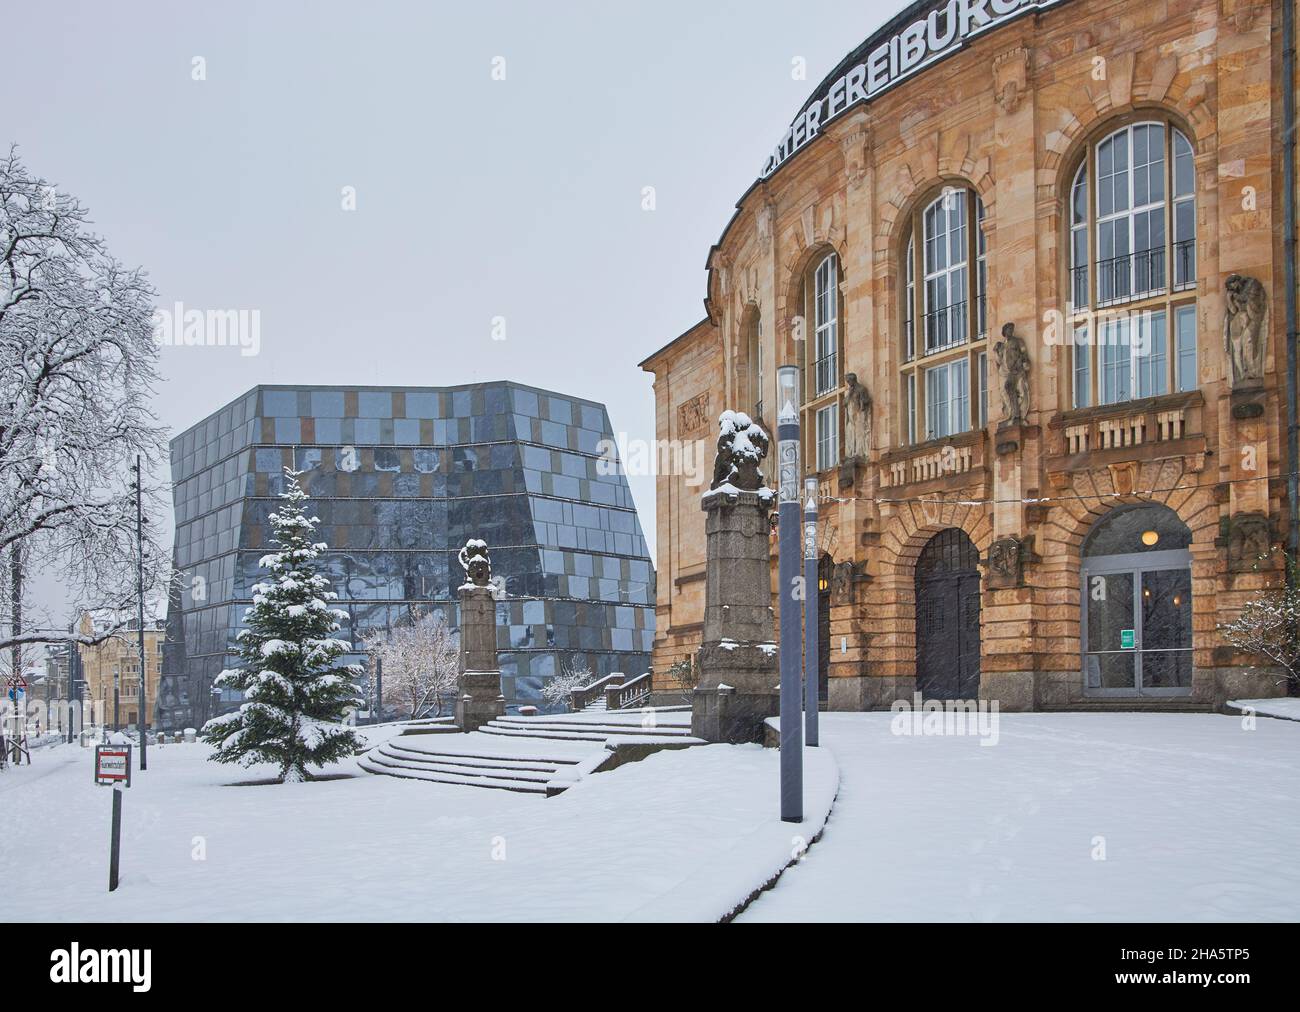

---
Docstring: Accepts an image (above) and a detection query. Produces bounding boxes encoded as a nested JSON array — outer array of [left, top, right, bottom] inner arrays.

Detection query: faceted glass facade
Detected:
[[157, 383, 653, 729]]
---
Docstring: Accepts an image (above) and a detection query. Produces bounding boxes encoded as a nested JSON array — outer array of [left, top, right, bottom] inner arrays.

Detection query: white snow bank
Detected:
[[1226, 697, 1300, 722]]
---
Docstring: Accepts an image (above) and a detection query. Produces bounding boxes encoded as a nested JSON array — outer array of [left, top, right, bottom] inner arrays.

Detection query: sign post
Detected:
[[95, 744, 131, 891]]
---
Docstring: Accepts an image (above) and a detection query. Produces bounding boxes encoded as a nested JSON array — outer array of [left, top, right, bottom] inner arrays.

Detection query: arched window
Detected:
[[1067, 121, 1198, 409], [742, 308, 764, 424], [900, 188, 988, 443], [799, 250, 842, 472]]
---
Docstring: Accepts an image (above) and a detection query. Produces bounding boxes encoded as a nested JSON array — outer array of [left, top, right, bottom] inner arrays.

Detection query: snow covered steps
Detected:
[[359, 706, 704, 794], [479, 716, 696, 743]]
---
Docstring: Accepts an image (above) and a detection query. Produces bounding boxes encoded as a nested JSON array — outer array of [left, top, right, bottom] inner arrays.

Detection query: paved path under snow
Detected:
[[738, 712, 1300, 922]]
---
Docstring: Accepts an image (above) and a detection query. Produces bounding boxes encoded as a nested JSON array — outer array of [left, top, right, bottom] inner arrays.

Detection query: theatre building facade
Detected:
[[641, 0, 1296, 710]]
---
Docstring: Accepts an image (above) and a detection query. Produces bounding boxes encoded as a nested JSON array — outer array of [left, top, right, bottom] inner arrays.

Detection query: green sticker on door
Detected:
[[1120, 628, 1136, 650]]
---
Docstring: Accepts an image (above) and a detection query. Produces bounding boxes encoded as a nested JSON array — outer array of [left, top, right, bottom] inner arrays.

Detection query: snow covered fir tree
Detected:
[[202, 468, 362, 782]]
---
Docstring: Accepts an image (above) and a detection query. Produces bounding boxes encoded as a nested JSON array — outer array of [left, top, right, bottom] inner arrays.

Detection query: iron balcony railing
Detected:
[[1082, 242, 1196, 310], [923, 300, 969, 356], [1096, 247, 1165, 307], [813, 351, 838, 396], [1171, 239, 1196, 291]]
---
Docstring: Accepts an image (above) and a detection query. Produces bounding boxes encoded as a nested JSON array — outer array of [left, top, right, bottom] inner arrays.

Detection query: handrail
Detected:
[[570, 672, 624, 712]]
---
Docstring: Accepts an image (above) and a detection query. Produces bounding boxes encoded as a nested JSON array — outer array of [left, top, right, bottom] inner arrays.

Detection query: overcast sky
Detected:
[[9, 0, 898, 626]]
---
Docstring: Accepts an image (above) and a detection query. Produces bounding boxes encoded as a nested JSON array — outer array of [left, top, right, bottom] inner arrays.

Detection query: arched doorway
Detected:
[[817, 555, 832, 704], [1081, 504, 1193, 695], [915, 529, 981, 700]]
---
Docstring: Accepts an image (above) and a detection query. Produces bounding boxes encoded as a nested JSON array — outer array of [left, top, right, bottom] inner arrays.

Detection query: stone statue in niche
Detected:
[[709, 410, 770, 492], [842, 372, 873, 460], [994, 322, 1031, 426], [458, 539, 492, 588], [1224, 274, 1269, 388]]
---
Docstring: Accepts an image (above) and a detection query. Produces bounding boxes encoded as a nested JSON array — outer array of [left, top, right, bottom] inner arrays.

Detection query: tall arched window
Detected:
[[1067, 121, 1198, 409], [900, 188, 988, 443], [799, 250, 842, 472], [742, 308, 764, 424]]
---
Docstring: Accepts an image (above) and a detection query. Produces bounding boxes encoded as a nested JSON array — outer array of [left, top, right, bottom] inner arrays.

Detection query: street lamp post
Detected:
[[803, 476, 820, 748], [132, 456, 148, 770], [776, 365, 803, 823]]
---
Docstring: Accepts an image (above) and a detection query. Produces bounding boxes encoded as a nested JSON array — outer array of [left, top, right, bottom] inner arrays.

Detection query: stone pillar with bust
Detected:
[[453, 539, 506, 732], [692, 411, 780, 743]]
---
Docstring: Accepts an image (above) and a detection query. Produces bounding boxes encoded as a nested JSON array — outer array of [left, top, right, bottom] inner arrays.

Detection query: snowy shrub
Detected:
[[1218, 549, 1300, 689]]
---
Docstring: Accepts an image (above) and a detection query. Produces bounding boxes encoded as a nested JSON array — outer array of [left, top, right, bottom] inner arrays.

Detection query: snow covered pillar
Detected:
[[692, 412, 779, 744], [454, 540, 505, 732]]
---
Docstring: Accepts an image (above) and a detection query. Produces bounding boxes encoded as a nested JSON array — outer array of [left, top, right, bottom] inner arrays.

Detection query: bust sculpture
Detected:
[[458, 539, 492, 588]]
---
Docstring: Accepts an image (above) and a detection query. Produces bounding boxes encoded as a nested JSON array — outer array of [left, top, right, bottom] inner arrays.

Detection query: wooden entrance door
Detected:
[[915, 529, 981, 700]]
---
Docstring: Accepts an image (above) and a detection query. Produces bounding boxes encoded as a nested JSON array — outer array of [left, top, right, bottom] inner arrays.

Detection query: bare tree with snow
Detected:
[[541, 658, 593, 713], [364, 610, 459, 720], [0, 146, 169, 659]]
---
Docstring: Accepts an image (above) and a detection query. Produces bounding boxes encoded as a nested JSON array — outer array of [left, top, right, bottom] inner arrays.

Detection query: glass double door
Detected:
[[1082, 549, 1193, 695]]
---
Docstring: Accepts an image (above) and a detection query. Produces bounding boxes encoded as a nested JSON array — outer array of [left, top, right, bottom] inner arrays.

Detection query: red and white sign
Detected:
[[95, 747, 131, 784]]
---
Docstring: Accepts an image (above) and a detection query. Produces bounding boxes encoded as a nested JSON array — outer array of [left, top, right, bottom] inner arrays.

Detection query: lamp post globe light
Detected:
[[803, 476, 820, 748], [776, 365, 803, 823]]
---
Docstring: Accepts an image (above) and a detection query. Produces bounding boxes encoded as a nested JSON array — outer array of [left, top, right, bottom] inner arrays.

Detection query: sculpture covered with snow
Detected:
[[708, 411, 770, 493], [458, 538, 492, 588]]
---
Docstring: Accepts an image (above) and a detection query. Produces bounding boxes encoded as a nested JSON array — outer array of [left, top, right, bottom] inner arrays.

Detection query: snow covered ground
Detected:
[[739, 712, 1300, 922], [1, 725, 835, 922], [8, 711, 1295, 922]]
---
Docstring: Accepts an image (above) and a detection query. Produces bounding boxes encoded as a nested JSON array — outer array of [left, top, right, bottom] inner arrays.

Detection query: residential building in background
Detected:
[[76, 611, 165, 730], [157, 383, 654, 730]]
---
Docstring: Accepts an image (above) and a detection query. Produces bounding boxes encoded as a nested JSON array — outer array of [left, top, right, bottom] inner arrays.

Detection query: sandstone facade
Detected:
[[640, 0, 1295, 711]]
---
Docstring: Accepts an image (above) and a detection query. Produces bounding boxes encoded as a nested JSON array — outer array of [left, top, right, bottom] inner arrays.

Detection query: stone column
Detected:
[[455, 584, 504, 731], [692, 486, 779, 743], [454, 540, 505, 732]]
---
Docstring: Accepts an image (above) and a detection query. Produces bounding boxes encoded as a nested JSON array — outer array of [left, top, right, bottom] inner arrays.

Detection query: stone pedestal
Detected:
[[692, 488, 779, 743], [454, 584, 504, 731]]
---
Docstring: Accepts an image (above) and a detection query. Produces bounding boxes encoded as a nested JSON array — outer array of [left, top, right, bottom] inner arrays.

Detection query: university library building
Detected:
[[641, 0, 1296, 712]]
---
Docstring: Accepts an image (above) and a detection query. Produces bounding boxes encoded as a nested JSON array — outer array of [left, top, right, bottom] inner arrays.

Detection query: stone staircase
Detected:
[[359, 706, 700, 794]]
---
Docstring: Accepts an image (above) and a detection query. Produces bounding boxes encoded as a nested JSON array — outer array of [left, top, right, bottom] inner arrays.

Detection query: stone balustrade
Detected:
[[570, 672, 624, 711], [607, 672, 652, 710], [879, 430, 986, 491], [1054, 392, 1202, 460]]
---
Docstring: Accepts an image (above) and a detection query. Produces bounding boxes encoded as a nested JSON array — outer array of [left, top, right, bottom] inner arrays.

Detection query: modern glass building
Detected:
[[157, 383, 654, 730]]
